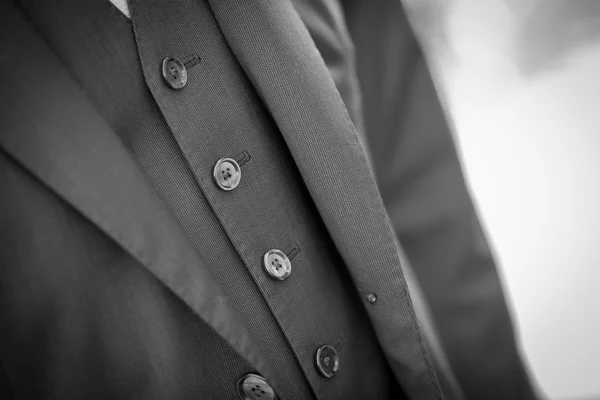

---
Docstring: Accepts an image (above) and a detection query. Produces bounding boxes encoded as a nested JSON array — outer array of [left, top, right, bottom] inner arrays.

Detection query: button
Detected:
[[161, 57, 187, 90], [263, 249, 291, 280], [315, 344, 339, 378], [213, 158, 241, 191], [236, 373, 277, 400], [366, 292, 378, 304]]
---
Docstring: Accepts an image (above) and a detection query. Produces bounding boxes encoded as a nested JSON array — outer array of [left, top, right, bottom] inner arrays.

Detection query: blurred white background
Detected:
[[406, 1, 600, 399]]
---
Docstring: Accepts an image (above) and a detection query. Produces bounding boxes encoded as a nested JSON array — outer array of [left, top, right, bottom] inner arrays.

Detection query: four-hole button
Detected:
[[315, 344, 339, 378], [161, 57, 187, 90], [263, 249, 292, 280], [237, 373, 277, 400], [213, 158, 242, 191]]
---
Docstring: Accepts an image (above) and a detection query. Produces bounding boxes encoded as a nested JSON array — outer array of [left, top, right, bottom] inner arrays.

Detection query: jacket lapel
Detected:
[[207, 0, 442, 398], [0, 2, 277, 387]]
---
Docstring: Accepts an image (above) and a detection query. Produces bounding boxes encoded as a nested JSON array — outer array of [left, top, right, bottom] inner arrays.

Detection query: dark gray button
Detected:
[[213, 158, 241, 191], [236, 373, 277, 400], [161, 57, 187, 90], [263, 249, 291, 280], [315, 344, 339, 378]]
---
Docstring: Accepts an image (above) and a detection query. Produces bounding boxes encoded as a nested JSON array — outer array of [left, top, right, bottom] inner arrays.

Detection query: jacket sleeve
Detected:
[[341, 1, 540, 399]]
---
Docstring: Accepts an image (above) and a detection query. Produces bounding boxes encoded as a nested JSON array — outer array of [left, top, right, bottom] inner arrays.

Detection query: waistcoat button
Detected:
[[161, 57, 187, 90], [213, 158, 241, 191], [315, 344, 339, 378], [237, 373, 277, 400], [263, 249, 292, 280]]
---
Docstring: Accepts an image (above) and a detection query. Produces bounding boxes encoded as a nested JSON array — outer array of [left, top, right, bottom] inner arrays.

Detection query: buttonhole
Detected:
[[236, 151, 251, 167], [333, 336, 346, 353], [285, 245, 300, 260], [182, 53, 201, 69]]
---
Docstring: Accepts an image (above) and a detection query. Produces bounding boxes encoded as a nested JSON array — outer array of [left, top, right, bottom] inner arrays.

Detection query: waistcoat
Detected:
[[17, 0, 405, 398]]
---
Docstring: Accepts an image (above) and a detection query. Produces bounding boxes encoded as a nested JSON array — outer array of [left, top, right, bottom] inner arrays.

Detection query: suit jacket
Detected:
[[0, 0, 538, 399]]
